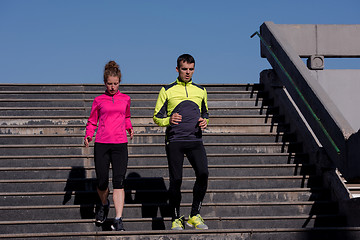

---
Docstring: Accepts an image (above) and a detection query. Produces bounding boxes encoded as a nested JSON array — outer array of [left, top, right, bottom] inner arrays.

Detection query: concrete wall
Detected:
[[259, 22, 360, 180], [275, 24, 360, 57], [311, 70, 360, 131], [271, 23, 360, 131]]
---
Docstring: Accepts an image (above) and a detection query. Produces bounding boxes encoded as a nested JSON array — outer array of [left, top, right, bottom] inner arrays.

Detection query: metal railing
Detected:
[[251, 31, 340, 154]]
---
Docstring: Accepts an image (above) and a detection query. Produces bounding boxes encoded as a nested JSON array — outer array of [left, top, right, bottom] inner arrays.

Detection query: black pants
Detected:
[[166, 141, 208, 219], [94, 143, 128, 190]]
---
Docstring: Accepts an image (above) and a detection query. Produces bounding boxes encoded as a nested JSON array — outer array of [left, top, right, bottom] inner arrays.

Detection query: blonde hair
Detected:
[[104, 60, 121, 83]]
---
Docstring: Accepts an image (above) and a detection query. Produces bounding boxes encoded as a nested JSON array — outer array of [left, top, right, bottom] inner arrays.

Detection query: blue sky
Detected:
[[0, 0, 359, 85]]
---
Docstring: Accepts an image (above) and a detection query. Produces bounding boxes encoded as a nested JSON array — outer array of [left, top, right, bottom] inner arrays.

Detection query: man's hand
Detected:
[[170, 113, 182, 125], [128, 128, 134, 140], [84, 136, 91, 147], [198, 117, 207, 130]]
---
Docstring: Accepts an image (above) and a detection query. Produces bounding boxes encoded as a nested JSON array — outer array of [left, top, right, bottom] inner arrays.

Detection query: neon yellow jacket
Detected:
[[153, 78, 209, 142]]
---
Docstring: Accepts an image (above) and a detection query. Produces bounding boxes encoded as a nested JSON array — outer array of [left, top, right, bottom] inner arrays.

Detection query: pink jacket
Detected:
[[85, 90, 133, 144]]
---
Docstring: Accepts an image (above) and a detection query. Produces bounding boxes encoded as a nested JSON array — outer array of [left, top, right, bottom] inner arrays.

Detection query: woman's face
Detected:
[[105, 76, 120, 95]]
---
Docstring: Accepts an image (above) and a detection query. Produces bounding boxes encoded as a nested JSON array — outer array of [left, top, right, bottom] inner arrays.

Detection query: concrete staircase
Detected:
[[0, 84, 352, 239]]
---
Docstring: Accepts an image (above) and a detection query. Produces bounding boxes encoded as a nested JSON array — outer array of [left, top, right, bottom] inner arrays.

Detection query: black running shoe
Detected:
[[111, 218, 125, 231], [95, 199, 110, 224]]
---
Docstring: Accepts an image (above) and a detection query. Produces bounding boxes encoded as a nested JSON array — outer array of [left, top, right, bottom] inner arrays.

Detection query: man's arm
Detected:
[[198, 88, 209, 130], [153, 87, 170, 127], [201, 88, 209, 123]]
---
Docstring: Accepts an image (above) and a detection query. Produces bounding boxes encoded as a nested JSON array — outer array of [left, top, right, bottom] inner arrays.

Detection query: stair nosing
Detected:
[[2, 227, 360, 239], [0, 163, 309, 172], [0, 187, 325, 196], [0, 98, 263, 102], [0, 152, 302, 159], [0, 132, 286, 137], [0, 114, 273, 117], [0, 90, 259, 94], [0, 175, 317, 184], [0, 201, 336, 210], [0, 123, 284, 128], [0, 142, 296, 148], [0, 214, 342, 225]]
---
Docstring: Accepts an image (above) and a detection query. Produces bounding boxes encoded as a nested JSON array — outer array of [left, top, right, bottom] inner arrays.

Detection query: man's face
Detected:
[[176, 61, 195, 82]]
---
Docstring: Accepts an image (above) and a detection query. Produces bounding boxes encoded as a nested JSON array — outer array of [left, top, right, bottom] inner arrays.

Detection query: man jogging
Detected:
[[153, 54, 209, 230]]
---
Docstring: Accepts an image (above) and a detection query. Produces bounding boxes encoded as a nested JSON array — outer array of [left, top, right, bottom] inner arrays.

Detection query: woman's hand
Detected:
[[128, 128, 134, 140], [84, 136, 92, 147]]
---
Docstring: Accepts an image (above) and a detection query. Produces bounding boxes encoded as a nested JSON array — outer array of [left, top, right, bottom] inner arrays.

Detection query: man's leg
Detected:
[[185, 141, 208, 217], [166, 142, 185, 220]]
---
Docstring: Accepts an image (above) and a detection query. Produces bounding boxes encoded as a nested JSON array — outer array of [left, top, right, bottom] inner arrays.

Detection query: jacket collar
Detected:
[[176, 78, 192, 86], [104, 90, 120, 96]]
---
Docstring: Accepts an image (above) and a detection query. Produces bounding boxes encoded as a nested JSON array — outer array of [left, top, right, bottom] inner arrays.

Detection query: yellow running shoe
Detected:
[[171, 216, 185, 230], [186, 214, 208, 229]]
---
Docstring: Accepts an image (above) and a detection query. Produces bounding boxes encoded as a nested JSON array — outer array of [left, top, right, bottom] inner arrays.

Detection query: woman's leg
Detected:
[[97, 188, 109, 205], [94, 143, 111, 223], [94, 143, 111, 203], [111, 143, 128, 218], [113, 188, 125, 218]]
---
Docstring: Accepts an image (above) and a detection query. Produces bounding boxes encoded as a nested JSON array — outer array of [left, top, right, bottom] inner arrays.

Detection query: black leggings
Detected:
[[94, 143, 128, 190], [166, 141, 208, 219]]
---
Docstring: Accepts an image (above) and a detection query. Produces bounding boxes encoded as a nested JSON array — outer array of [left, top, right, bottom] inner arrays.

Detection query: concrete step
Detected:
[[0, 153, 308, 167], [0, 98, 264, 108], [0, 176, 323, 192], [0, 188, 330, 206], [0, 106, 274, 116], [0, 123, 287, 135], [0, 84, 166, 92], [0, 163, 315, 180], [0, 201, 339, 221], [0, 83, 262, 92], [0, 214, 346, 234], [0, 116, 87, 125], [0, 142, 301, 156], [0, 132, 293, 145], [2, 227, 360, 240], [0, 115, 282, 126], [345, 183, 360, 198], [0, 90, 262, 100], [0, 91, 160, 100]]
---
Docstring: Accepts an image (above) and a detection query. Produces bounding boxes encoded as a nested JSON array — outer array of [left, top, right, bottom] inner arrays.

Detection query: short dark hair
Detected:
[[177, 54, 195, 68]]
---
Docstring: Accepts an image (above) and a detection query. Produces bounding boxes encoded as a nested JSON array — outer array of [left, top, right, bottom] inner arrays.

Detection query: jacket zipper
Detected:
[[185, 82, 188, 97]]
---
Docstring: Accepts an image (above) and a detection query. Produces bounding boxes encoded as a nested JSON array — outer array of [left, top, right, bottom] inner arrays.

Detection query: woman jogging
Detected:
[[84, 60, 134, 231]]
